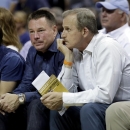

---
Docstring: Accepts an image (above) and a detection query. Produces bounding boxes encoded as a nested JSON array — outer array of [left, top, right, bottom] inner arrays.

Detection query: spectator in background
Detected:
[[68, 0, 102, 29], [48, 0, 70, 11], [15, 0, 50, 16], [96, 0, 130, 56], [95, 0, 130, 130], [0, 7, 22, 51], [0, 0, 18, 13], [0, 9, 64, 130], [13, 11, 30, 45], [50, 7, 63, 32], [69, 0, 104, 9]]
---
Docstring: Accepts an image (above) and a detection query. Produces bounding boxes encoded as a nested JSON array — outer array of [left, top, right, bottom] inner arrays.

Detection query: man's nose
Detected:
[[61, 31, 66, 38], [34, 32, 40, 39], [102, 10, 107, 16]]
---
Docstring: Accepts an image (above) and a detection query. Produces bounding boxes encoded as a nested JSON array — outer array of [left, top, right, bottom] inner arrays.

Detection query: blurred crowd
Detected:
[[1, 0, 130, 54], [0, 0, 104, 45]]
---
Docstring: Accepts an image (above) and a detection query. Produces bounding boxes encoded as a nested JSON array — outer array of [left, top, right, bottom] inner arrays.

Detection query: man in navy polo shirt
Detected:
[[0, 10, 64, 130]]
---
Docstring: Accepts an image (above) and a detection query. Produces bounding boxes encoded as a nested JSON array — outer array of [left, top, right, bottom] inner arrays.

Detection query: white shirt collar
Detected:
[[100, 23, 129, 39]]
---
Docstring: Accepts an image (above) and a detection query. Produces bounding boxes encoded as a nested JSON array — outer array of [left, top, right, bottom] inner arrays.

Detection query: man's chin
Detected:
[[66, 45, 73, 50], [101, 23, 108, 28], [35, 47, 46, 53], [34, 46, 42, 50]]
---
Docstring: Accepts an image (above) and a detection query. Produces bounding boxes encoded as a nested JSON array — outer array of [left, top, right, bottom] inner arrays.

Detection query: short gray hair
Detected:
[[117, 9, 129, 22], [62, 8, 98, 34]]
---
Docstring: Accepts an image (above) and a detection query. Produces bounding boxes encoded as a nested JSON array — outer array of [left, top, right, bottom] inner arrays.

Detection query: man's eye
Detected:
[[66, 28, 71, 31], [38, 30, 44, 33], [102, 8, 115, 14], [29, 31, 34, 34], [39, 30, 43, 32]]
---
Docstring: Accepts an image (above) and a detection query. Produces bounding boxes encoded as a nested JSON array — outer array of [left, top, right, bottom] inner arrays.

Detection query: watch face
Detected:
[[19, 97, 24, 102], [18, 94, 25, 104]]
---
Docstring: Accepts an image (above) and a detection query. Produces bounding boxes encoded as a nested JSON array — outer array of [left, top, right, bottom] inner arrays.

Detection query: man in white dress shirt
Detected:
[[95, 0, 130, 57], [37, 8, 130, 130], [27, 8, 130, 130]]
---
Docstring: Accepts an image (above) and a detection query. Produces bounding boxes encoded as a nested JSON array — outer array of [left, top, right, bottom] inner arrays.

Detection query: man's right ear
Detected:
[[53, 25, 58, 36], [82, 27, 89, 37]]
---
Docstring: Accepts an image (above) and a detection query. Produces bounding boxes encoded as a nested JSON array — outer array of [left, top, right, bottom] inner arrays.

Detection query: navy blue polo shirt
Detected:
[[0, 45, 25, 81], [13, 33, 64, 103]]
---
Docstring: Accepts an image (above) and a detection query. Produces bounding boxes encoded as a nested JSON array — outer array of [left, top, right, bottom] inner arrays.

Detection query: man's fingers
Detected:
[[40, 92, 51, 100], [57, 39, 64, 50]]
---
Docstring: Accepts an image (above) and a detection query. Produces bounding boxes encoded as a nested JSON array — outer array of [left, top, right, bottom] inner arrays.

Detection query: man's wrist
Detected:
[[17, 93, 25, 105], [64, 60, 73, 68]]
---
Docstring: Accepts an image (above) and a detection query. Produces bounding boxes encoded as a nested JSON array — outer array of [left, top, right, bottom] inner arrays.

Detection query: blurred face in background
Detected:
[[14, 11, 27, 32], [28, 17, 57, 53], [100, 7, 124, 32]]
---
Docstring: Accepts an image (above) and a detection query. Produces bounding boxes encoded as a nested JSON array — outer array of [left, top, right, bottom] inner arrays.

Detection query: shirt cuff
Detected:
[[63, 65, 72, 79], [63, 92, 86, 106], [63, 92, 75, 106], [24, 91, 41, 103]]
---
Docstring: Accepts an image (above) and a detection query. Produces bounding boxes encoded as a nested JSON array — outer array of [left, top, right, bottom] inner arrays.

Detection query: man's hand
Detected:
[[40, 92, 63, 110], [57, 39, 73, 62], [0, 93, 20, 113]]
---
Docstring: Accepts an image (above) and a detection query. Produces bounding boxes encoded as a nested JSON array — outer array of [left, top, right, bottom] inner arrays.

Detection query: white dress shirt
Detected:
[[58, 33, 130, 107], [99, 23, 130, 57]]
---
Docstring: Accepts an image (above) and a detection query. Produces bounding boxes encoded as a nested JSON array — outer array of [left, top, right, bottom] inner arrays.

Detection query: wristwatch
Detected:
[[17, 93, 25, 105]]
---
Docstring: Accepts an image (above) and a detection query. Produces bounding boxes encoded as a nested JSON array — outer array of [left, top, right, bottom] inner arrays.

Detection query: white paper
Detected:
[[32, 71, 49, 90], [32, 71, 67, 116]]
